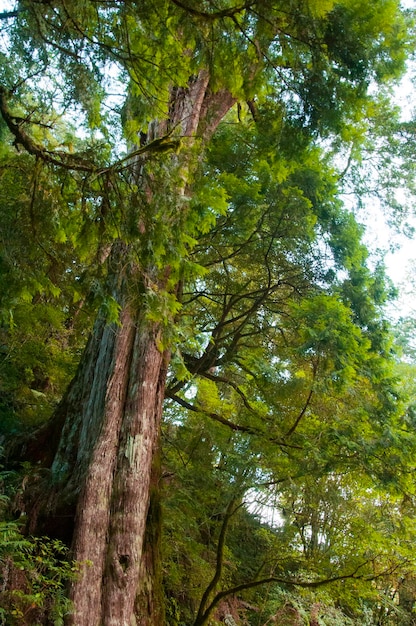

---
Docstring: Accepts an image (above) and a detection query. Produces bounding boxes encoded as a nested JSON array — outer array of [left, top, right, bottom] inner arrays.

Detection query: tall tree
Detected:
[[0, 1, 412, 624]]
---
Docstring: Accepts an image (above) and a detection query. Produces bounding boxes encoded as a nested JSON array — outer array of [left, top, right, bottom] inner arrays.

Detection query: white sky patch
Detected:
[[244, 487, 284, 528], [362, 63, 416, 317], [359, 0, 416, 316]]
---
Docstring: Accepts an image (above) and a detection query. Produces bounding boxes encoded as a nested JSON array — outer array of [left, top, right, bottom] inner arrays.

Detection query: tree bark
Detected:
[[67, 304, 168, 626], [134, 452, 165, 626]]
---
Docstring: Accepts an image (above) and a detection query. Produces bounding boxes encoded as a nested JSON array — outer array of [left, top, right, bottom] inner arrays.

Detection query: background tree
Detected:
[[157, 112, 416, 625]]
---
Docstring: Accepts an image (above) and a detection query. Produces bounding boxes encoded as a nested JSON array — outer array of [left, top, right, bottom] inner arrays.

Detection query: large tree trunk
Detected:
[[67, 304, 169, 626], [25, 248, 169, 625], [14, 72, 236, 625]]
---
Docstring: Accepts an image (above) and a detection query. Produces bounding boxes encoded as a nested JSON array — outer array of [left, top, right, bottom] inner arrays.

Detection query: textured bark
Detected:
[[134, 454, 165, 626], [67, 308, 167, 626]]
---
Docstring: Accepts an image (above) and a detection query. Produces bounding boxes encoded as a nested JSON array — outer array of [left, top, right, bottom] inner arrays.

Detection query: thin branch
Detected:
[[166, 392, 255, 434], [170, 0, 254, 21], [201, 370, 256, 414], [283, 388, 314, 438], [337, 143, 355, 182], [283, 359, 318, 438]]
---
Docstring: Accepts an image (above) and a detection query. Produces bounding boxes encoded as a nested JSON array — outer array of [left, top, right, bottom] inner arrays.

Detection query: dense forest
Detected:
[[1, 0, 416, 624]]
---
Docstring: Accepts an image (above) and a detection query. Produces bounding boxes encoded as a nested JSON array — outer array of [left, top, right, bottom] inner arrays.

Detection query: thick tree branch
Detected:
[[0, 87, 97, 172], [0, 87, 183, 174], [0, 10, 21, 19], [194, 560, 393, 626], [166, 392, 303, 449], [195, 498, 241, 626]]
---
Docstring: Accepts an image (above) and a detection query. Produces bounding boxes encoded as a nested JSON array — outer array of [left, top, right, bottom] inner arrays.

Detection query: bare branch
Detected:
[[0, 10, 21, 19]]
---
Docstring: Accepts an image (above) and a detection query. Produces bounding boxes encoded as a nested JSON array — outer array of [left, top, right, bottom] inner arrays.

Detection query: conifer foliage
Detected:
[[0, 1, 415, 624]]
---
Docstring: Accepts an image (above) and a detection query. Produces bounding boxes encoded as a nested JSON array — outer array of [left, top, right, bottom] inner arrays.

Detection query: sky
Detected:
[[362, 63, 416, 319], [377, 2, 416, 317]]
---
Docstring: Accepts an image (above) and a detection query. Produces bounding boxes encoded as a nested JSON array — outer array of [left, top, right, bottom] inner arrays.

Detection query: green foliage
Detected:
[[0, 459, 76, 625], [0, 147, 99, 434], [0, 528, 76, 626], [160, 89, 416, 625], [0, 1, 415, 625]]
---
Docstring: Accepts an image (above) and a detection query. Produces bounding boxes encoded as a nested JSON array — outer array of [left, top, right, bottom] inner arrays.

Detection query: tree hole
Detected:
[[119, 554, 130, 572]]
